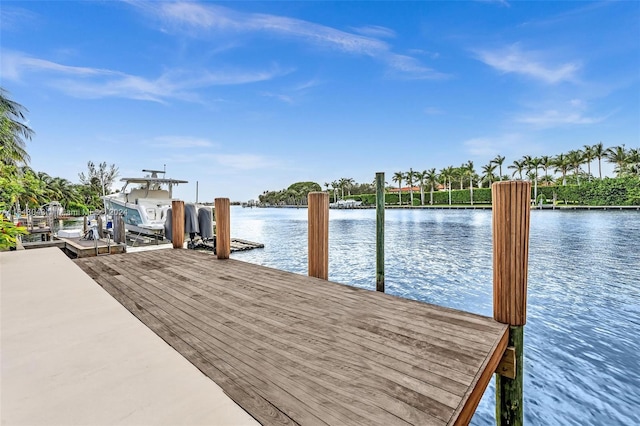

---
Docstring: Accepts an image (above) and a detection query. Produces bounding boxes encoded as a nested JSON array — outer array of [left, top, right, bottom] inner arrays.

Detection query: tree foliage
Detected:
[[0, 88, 34, 165], [259, 181, 322, 205]]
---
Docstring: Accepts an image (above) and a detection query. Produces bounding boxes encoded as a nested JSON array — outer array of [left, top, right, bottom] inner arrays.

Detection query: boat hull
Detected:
[[103, 197, 166, 236]]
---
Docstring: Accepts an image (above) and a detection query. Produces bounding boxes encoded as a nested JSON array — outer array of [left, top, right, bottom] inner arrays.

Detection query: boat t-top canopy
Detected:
[[119, 178, 189, 185], [118, 177, 189, 196]]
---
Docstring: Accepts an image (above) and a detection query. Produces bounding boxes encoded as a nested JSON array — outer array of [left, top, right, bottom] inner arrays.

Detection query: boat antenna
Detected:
[[142, 168, 166, 178]]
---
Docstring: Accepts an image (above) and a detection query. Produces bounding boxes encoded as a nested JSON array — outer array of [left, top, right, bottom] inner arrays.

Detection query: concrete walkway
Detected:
[[1, 247, 258, 426]]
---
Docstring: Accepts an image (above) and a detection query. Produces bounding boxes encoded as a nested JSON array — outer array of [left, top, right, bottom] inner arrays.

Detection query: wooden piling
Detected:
[[113, 213, 126, 244], [308, 192, 329, 280], [492, 181, 531, 426], [215, 198, 230, 259], [376, 172, 385, 292], [171, 200, 185, 249], [96, 215, 104, 238]]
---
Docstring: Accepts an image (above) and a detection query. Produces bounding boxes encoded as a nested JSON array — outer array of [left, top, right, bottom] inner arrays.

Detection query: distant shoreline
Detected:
[[249, 205, 640, 211]]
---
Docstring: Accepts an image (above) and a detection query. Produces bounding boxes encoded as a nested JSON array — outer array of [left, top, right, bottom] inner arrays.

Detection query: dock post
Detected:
[[376, 172, 385, 292], [171, 200, 185, 249], [215, 198, 230, 259], [113, 213, 126, 244], [97, 215, 104, 238], [492, 181, 531, 426], [308, 192, 329, 280]]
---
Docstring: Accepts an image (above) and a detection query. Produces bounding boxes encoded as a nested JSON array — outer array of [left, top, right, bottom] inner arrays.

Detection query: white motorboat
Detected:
[[329, 199, 363, 209], [102, 169, 188, 236]]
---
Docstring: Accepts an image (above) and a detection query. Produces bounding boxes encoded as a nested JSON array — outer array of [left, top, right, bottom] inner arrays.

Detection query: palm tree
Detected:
[[508, 159, 526, 180], [457, 164, 466, 189], [566, 150, 584, 185], [482, 163, 497, 187], [593, 142, 605, 179], [392, 171, 403, 205], [345, 177, 355, 196], [36, 171, 54, 205], [330, 180, 339, 202], [16, 166, 41, 209], [525, 156, 541, 202], [605, 145, 628, 177], [540, 155, 551, 178], [439, 166, 454, 206], [405, 169, 415, 206], [540, 174, 555, 186], [492, 155, 505, 181], [50, 177, 79, 207], [628, 148, 640, 176], [426, 168, 438, 205], [465, 161, 475, 205], [414, 170, 427, 205], [583, 145, 595, 181], [1, 88, 35, 165], [553, 153, 570, 186], [337, 178, 355, 199]]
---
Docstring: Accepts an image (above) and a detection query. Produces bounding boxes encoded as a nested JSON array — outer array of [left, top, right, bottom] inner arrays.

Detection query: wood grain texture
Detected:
[[171, 200, 184, 249], [215, 198, 231, 259], [491, 181, 531, 326], [75, 250, 508, 425], [308, 192, 329, 280]]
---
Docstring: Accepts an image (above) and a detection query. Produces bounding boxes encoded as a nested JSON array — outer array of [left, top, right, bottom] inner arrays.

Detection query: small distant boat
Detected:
[[102, 169, 188, 236], [329, 199, 363, 209]]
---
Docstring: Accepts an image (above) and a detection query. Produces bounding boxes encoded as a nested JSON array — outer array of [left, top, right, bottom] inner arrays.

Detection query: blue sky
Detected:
[[2, 1, 638, 202]]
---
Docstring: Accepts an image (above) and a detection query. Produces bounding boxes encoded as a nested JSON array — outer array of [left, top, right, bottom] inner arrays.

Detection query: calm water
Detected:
[[230, 206, 640, 425]]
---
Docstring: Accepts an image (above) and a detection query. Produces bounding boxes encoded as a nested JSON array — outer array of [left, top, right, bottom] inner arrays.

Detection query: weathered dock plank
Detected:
[[75, 249, 508, 426]]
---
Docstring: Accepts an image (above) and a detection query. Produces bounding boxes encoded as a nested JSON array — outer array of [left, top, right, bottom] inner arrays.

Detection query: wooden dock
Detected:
[[76, 249, 508, 426], [58, 237, 126, 258], [21, 237, 126, 257]]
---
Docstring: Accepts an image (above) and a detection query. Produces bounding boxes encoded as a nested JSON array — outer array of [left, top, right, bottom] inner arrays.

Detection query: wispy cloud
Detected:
[[293, 79, 322, 91], [474, 0, 511, 8], [475, 43, 580, 84], [259, 78, 323, 104], [464, 134, 524, 157], [424, 107, 443, 115], [150, 136, 217, 148], [260, 92, 294, 104], [1, 51, 112, 80], [514, 98, 610, 129], [212, 153, 279, 170], [160, 151, 281, 170], [350, 25, 396, 39], [135, 2, 445, 80], [1, 50, 288, 102], [0, 6, 39, 32], [515, 110, 607, 128], [407, 49, 440, 60]]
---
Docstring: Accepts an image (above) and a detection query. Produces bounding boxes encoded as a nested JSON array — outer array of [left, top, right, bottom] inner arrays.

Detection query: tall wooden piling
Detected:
[[308, 192, 329, 280], [492, 181, 531, 426], [171, 200, 185, 249], [215, 198, 230, 259], [376, 172, 385, 292]]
